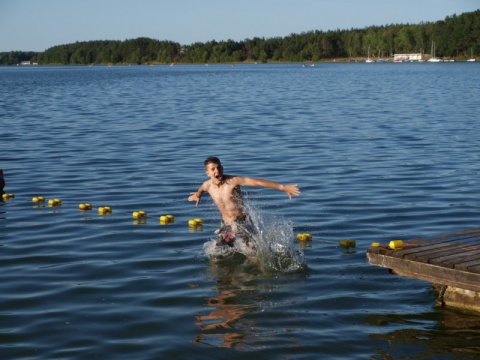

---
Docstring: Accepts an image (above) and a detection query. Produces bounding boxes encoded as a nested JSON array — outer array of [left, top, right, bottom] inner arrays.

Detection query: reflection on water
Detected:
[[193, 253, 308, 350], [194, 202, 307, 349], [193, 256, 261, 349], [368, 306, 480, 358]]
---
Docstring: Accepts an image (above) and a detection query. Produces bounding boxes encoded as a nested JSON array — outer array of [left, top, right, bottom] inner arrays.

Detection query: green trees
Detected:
[[2, 9, 479, 65], [0, 51, 39, 65], [37, 38, 183, 65]]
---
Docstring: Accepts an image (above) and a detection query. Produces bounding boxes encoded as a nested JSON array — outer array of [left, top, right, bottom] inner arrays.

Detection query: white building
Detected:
[[393, 53, 424, 62]]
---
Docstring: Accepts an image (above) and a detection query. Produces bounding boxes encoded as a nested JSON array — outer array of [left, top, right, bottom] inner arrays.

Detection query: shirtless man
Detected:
[[188, 157, 300, 250]]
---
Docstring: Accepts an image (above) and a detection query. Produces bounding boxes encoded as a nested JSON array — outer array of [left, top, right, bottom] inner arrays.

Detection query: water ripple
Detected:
[[1, 63, 480, 359]]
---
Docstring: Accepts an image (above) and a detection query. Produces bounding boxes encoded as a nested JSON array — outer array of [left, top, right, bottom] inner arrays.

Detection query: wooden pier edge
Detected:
[[367, 227, 480, 313]]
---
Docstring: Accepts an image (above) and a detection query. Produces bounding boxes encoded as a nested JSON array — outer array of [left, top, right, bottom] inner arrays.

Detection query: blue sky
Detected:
[[1, 0, 479, 52]]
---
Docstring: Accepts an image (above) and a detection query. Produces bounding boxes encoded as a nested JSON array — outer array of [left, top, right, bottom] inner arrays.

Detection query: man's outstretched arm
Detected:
[[235, 176, 300, 200], [188, 183, 207, 206]]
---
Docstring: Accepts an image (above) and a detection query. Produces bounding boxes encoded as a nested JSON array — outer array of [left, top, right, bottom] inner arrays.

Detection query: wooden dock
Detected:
[[367, 227, 480, 312]]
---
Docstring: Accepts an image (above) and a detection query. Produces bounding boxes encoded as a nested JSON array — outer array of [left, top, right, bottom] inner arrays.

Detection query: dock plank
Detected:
[[366, 227, 480, 293], [430, 248, 480, 268], [466, 264, 480, 274], [372, 241, 467, 262], [456, 258, 480, 272], [422, 229, 480, 244], [405, 244, 475, 264], [366, 252, 480, 292]]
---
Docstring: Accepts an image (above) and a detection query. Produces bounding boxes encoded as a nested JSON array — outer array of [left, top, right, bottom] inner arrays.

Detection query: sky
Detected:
[[1, 0, 479, 52]]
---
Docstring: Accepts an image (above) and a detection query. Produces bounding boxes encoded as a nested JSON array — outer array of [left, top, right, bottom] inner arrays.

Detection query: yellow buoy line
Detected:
[[5, 193, 319, 241], [2, 193, 196, 226], [6, 194, 404, 247]]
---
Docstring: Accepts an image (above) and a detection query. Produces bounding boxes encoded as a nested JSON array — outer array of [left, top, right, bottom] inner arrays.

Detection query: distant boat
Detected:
[[428, 41, 441, 62], [467, 49, 476, 62]]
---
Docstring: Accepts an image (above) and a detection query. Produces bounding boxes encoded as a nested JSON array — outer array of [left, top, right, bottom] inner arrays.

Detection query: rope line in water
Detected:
[[2, 192, 315, 241], [1, 192, 188, 225]]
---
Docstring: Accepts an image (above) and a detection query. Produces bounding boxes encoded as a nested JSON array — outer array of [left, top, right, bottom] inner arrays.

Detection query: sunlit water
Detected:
[[1, 63, 479, 359]]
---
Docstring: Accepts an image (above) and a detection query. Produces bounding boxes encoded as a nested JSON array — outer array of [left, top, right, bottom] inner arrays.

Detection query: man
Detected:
[[188, 157, 300, 251]]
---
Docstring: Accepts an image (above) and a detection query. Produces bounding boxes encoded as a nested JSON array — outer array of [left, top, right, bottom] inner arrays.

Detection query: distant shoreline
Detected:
[[2, 10, 479, 66], [6, 56, 477, 67]]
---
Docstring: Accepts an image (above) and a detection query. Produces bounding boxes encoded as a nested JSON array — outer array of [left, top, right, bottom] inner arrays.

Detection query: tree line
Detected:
[[1, 9, 479, 65]]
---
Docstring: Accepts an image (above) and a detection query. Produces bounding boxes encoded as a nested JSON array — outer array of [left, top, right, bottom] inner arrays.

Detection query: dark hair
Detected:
[[204, 156, 221, 167]]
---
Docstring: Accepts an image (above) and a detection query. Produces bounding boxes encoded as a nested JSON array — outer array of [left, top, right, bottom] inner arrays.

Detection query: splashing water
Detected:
[[203, 201, 306, 274]]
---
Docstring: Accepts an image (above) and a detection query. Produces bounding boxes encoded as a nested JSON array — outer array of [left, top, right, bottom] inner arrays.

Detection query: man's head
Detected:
[[204, 157, 224, 184], [204, 156, 221, 168]]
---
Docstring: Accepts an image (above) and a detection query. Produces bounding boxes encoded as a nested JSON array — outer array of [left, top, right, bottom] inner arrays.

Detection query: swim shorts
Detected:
[[216, 216, 256, 250]]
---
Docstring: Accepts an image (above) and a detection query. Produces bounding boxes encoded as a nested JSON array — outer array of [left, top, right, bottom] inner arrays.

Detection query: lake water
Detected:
[[1, 62, 479, 359]]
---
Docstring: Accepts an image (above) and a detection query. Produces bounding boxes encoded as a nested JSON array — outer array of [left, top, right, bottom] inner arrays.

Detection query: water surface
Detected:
[[1, 62, 480, 359]]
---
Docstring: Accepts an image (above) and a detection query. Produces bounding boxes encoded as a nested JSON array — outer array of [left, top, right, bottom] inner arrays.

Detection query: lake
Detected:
[[1, 62, 479, 359]]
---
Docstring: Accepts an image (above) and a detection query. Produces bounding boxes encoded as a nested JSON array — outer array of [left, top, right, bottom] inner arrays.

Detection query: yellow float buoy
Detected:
[[79, 203, 87, 210], [160, 214, 175, 224], [32, 197, 40, 202], [48, 198, 61, 206], [194, 218, 203, 224], [133, 211, 146, 218], [297, 233, 312, 241], [370, 242, 381, 247], [340, 239, 356, 248], [389, 240, 404, 249], [188, 219, 198, 227]]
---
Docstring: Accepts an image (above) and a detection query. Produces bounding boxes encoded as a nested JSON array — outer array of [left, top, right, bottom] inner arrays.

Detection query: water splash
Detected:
[[203, 200, 306, 274]]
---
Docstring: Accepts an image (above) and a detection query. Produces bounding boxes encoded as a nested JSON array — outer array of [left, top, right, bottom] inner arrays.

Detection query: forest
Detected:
[[1, 9, 479, 65]]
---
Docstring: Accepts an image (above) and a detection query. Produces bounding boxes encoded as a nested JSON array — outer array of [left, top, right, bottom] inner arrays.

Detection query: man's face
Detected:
[[205, 163, 223, 184]]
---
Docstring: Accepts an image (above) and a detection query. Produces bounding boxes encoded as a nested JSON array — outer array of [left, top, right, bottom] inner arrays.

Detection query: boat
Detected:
[[428, 41, 441, 62], [467, 49, 476, 62]]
